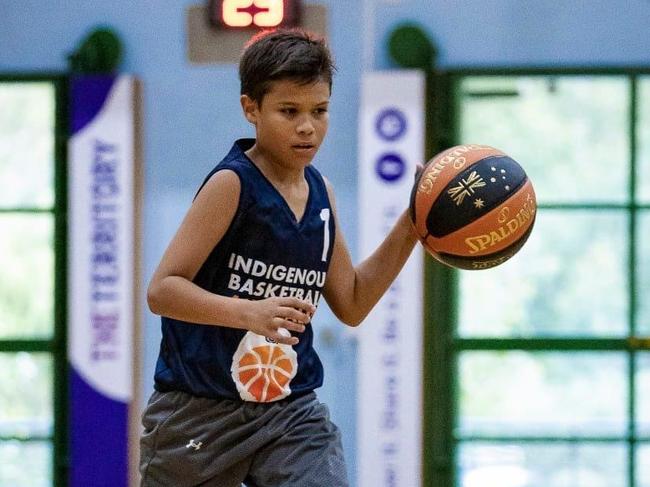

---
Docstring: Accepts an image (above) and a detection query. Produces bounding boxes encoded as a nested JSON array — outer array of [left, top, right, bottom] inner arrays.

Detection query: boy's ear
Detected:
[[240, 95, 258, 125]]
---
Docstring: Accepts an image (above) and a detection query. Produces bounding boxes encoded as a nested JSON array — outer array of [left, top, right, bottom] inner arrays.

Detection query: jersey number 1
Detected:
[[320, 209, 330, 262]]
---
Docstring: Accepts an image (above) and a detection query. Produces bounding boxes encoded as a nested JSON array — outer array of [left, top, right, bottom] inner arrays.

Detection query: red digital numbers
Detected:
[[210, 0, 301, 29]]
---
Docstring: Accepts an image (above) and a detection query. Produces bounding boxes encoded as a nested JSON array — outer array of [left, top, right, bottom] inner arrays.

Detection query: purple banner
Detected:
[[70, 369, 128, 486], [70, 76, 115, 135]]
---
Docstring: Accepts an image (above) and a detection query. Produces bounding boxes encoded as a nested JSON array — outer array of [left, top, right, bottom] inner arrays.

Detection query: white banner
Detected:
[[69, 76, 135, 402], [357, 71, 425, 487]]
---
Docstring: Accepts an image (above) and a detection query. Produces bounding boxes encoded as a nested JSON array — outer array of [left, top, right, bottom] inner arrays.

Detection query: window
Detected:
[[0, 77, 67, 487], [424, 71, 650, 487]]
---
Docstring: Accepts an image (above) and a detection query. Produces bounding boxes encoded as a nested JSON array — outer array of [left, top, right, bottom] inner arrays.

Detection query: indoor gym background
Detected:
[[2, 1, 650, 486]]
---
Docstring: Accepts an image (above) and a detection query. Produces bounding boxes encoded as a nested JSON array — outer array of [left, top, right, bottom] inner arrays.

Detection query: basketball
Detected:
[[409, 144, 537, 270]]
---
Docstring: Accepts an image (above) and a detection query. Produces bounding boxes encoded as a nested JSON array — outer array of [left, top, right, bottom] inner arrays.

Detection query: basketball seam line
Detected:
[[437, 215, 536, 260], [238, 364, 293, 377]]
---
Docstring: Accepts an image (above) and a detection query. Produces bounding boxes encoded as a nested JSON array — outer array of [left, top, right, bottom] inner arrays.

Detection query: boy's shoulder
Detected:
[[194, 139, 253, 198], [208, 139, 256, 177], [219, 138, 255, 166]]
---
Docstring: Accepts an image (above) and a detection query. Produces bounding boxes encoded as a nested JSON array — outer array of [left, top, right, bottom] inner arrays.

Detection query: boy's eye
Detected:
[[315, 108, 328, 114], [281, 108, 297, 115]]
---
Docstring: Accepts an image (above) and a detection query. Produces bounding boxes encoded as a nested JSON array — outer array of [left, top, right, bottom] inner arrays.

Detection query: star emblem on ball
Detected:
[[473, 198, 485, 209]]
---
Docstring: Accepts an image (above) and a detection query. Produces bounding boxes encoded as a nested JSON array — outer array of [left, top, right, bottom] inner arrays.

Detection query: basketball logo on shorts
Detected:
[[231, 330, 298, 402]]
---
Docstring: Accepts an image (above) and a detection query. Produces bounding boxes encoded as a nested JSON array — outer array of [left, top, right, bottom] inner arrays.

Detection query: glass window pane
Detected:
[[639, 211, 650, 336], [0, 353, 52, 437], [639, 77, 650, 203], [0, 214, 54, 339], [637, 354, 650, 437], [460, 76, 629, 203], [458, 442, 627, 487], [0, 82, 55, 208], [0, 440, 51, 487], [458, 352, 627, 437], [458, 211, 627, 337], [639, 444, 650, 487]]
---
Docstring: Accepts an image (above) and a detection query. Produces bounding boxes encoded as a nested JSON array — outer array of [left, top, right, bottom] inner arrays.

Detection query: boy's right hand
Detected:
[[246, 297, 316, 345]]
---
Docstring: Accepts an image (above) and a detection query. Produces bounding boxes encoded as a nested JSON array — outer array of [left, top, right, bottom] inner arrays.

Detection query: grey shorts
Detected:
[[139, 390, 349, 487]]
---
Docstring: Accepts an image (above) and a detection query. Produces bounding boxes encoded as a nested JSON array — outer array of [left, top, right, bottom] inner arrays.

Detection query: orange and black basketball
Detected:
[[409, 144, 537, 270]]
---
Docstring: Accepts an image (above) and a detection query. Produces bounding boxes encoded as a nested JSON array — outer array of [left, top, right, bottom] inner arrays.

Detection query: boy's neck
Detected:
[[245, 144, 305, 186]]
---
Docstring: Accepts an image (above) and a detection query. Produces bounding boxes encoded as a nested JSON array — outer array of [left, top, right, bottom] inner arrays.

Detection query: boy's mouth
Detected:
[[292, 143, 315, 151]]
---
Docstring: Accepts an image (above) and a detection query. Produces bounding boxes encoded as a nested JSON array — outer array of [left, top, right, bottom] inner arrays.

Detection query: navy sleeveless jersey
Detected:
[[153, 139, 336, 402]]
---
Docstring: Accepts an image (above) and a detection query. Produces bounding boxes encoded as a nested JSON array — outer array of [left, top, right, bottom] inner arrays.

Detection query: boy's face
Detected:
[[241, 78, 330, 169]]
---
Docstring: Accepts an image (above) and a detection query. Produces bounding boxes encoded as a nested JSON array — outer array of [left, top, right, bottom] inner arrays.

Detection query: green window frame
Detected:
[[423, 68, 650, 487], [0, 74, 68, 487]]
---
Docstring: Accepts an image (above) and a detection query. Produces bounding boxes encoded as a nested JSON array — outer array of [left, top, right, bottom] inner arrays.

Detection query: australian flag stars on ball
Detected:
[[429, 154, 527, 238]]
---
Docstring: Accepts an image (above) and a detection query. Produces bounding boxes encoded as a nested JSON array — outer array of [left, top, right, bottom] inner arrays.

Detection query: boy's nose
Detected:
[[296, 117, 315, 135]]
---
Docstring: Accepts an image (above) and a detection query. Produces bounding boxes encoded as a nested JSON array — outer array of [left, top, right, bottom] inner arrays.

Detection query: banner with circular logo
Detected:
[[357, 71, 425, 487]]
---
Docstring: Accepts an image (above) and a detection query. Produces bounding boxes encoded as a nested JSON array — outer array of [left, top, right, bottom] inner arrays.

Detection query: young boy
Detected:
[[140, 29, 418, 486]]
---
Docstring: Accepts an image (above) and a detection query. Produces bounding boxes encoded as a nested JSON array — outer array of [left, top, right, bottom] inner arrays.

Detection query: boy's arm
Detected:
[[322, 179, 419, 327], [147, 169, 314, 345]]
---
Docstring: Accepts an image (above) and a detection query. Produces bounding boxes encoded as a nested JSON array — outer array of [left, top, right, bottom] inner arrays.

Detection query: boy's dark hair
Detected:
[[239, 29, 336, 104]]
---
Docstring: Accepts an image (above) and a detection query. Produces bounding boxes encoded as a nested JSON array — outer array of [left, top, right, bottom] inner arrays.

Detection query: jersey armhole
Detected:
[[310, 168, 337, 267], [194, 167, 248, 242]]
